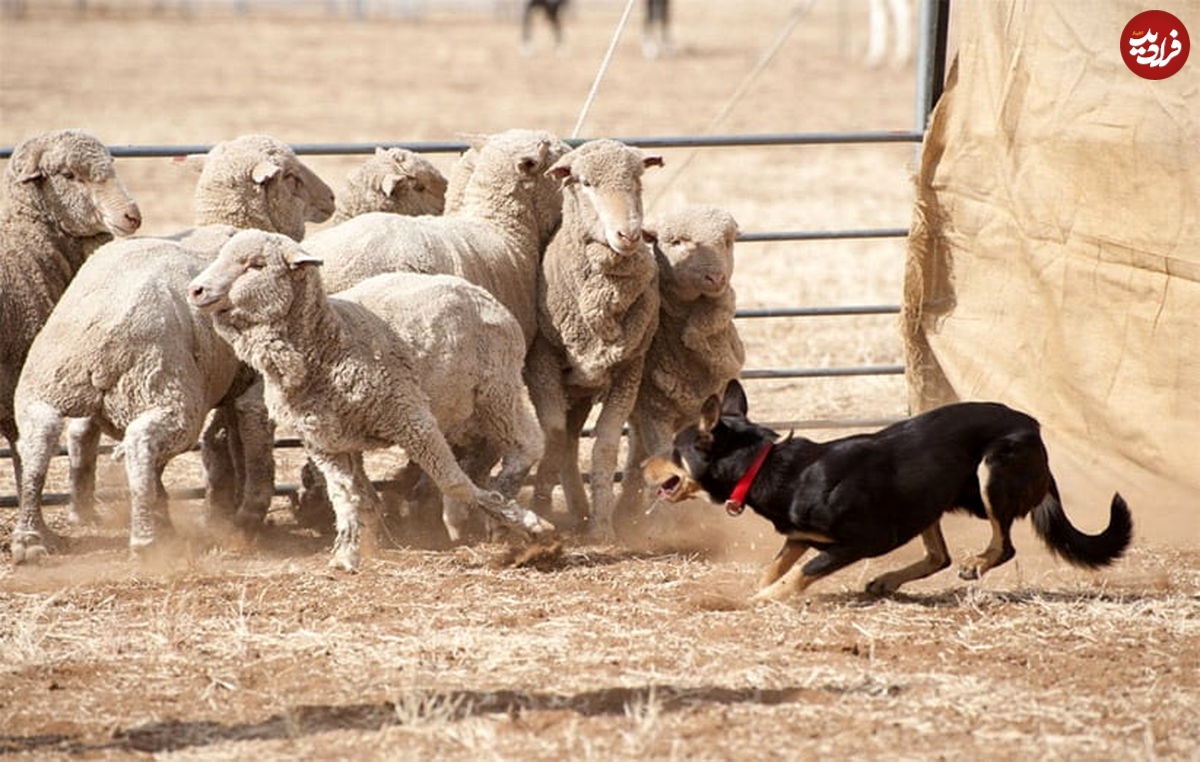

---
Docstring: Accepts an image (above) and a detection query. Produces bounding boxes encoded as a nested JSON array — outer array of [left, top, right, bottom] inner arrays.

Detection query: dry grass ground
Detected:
[[2, 2, 1198, 759]]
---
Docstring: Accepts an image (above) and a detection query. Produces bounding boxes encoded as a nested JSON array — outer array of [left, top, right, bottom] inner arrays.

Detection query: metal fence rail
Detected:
[[1, 130, 923, 159]]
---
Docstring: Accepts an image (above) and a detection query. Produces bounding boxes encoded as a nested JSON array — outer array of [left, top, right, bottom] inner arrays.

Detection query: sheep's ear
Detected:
[[381, 173, 405, 196], [720, 379, 748, 418], [173, 154, 206, 174], [698, 394, 722, 432], [546, 156, 572, 183], [286, 249, 324, 270], [251, 160, 283, 185], [8, 138, 46, 183], [643, 155, 665, 169]]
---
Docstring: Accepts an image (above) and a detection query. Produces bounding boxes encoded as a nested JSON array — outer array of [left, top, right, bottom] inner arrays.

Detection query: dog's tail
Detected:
[[1031, 479, 1132, 568]]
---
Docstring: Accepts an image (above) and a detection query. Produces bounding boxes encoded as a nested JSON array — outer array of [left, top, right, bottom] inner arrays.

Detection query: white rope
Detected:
[[571, 0, 639, 140], [648, 0, 815, 209]]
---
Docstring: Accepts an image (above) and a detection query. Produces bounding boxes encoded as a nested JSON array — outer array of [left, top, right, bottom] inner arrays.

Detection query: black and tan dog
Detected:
[[644, 381, 1133, 601]]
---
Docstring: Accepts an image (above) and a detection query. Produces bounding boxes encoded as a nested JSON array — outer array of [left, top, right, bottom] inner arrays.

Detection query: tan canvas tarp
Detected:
[[905, 0, 1200, 525]]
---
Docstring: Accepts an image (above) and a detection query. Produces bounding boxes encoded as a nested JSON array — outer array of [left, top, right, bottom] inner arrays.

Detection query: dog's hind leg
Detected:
[[751, 548, 861, 603], [959, 457, 1020, 580], [758, 539, 810, 589], [866, 522, 951, 594]]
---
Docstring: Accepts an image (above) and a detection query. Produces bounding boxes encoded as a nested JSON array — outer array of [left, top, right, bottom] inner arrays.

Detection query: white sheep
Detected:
[[524, 139, 663, 542], [614, 205, 745, 524], [72, 134, 335, 530], [332, 147, 447, 223], [188, 230, 553, 570], [9, 136, 335, 563], [12, 240, 244, 563], [303, 128, 569, 345], [0, 129, 141, 496]]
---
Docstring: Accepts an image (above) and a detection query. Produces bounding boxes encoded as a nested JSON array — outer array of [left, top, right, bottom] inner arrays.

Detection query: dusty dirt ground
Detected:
[[2, 2, 1198, 759]]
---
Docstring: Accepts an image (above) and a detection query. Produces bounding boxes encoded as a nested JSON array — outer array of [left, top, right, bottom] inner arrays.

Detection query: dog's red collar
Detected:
[[724, 442, 774, 516]]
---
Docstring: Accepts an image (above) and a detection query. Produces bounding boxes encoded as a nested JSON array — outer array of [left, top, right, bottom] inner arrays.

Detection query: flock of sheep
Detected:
[[0, 128, 745, 570]]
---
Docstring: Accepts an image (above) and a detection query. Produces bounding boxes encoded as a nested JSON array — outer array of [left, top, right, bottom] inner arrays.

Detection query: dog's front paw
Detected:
[[749, 585, 790, 605], [865, 574, 901, 596], [958, 560, 984, 580]]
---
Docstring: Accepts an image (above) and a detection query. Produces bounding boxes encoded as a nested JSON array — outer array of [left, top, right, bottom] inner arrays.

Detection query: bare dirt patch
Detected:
[[2, 2, 1197, 759]]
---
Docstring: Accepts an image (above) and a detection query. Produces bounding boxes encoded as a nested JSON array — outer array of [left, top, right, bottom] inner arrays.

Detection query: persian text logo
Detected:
[[1122, 9, 1189, 79]]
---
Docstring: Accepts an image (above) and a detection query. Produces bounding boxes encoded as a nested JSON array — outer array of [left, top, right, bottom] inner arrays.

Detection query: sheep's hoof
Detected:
[[11, 527, 66, 565], [328, 552, 360, 573], [477, 492, 555, 538], [233, 508, 267, 533], [11, 534, 49, 566], [587, 523, 617, 545]]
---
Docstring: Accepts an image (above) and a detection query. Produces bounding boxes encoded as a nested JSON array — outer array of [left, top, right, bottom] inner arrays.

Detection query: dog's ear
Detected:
[[720, 379, 748, 418], [699, 394, 722, 432]]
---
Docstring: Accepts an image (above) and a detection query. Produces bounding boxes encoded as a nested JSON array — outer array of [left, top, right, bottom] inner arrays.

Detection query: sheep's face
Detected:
[[195, 136, 335, 242], [344, 147, 447, 217], [7, 130, 141, 238], [547, 140, 663, 256], [188, 230, 322, 326], [649, 207, 739, 300]]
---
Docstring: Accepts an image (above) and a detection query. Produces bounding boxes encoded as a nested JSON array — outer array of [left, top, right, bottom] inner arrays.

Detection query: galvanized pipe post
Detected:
[[913, 0, 951, 134]]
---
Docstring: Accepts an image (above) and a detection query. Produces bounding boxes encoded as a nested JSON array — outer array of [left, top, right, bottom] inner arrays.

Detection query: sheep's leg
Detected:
[[123, 408, 190, 556], [443, 442, 497, 543], [295, 458, 335, 533], [200, 406, 238, 522], [613, 422, 649, 529], [11, 401, 66, 564], [309, 450, 366, 572], [351, 453, 384, 552], [560, 400, 591, 523], [395, 404, 552, 539], [232, 376, 275, 530], [2, 418, 23, 495], [478, 380, 544, 501], [525, 339, 570, 521], [65, 417, 102, 526], [589, 362, 644, 543]]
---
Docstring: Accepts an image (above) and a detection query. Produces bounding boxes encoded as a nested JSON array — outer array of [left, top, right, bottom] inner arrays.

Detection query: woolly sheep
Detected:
[[187, 230, 553, 570], [303, 128, 569, 345], [297, 268, 548, 542], [180, 134, 336, 525], [332, 147, 447, 223], [0, 129, 141, 493], [10, 136, 335, 563], [441, 142, 476, 215], [11, 240, 245, 563], [524, 139, 663, 541], [614, 205, 745, 523], [190, 134, 335, 240]]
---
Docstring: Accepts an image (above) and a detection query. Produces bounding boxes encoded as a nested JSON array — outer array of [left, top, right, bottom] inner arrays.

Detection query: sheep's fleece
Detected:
[[0, 128, 140, 488], [188, 230, 553, 571], [10, 238, 242, 564], [302, 128, 569, 344], [525, 139, 663, 541], [333, 147, 447, 222], [617, 205, 745, 521]]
